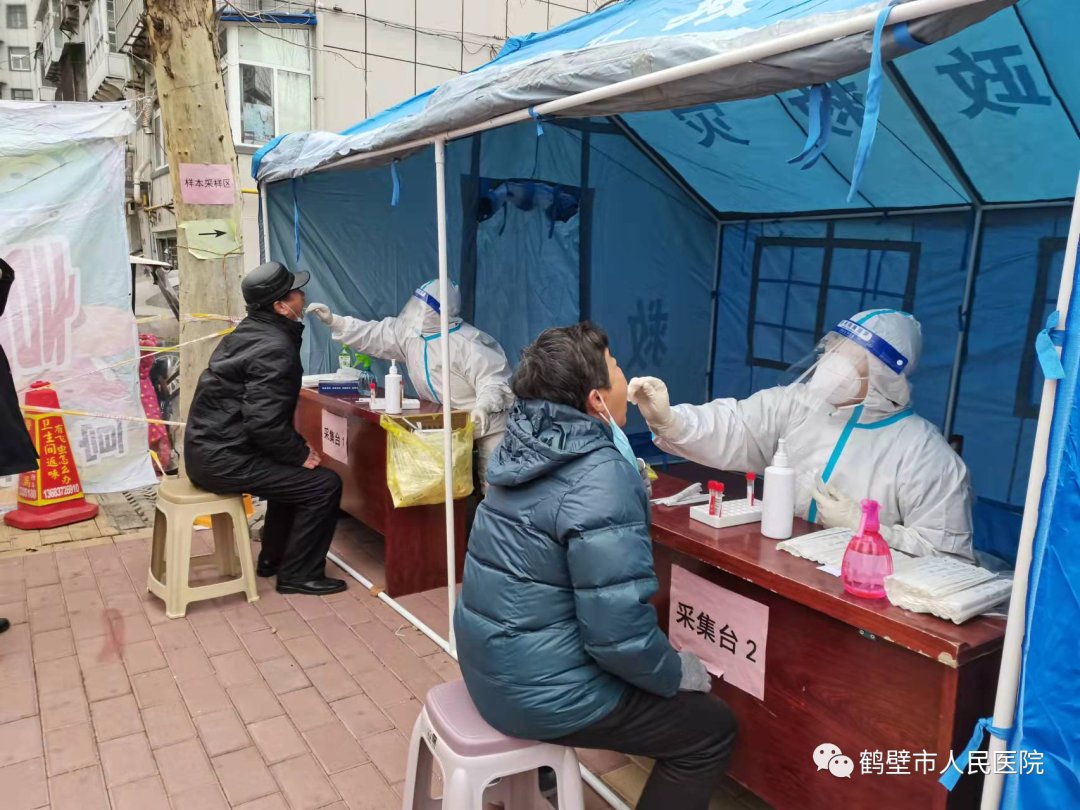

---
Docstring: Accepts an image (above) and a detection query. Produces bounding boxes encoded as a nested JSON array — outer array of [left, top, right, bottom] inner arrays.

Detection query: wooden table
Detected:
[[294, 388, 468, 597], [648, 473, 1006, 810]]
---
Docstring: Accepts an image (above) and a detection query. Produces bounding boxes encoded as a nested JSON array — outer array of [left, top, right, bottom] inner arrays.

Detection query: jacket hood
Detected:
[[486, 399, 613, 487]]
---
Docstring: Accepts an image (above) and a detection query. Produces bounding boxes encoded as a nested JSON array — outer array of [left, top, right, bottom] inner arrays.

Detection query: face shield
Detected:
[[782, 315, 915, 411], [399, 279, 462, 335]]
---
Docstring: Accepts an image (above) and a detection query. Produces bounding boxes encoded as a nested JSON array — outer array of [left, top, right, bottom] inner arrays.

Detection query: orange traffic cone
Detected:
[[5, 381, 99, 530]]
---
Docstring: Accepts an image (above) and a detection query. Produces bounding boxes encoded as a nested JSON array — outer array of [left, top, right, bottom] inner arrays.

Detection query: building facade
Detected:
[[28, 0, 600, 274], [1, 0, 39, 99]]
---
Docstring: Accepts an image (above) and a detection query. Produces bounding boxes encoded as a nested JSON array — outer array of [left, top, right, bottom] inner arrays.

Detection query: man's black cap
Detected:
[[241, 262, 310, 308]]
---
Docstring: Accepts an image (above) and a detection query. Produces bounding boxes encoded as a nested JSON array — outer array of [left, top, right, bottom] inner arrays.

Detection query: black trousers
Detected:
[[190, 458, 342, 583], [549, 688, 737, 810]]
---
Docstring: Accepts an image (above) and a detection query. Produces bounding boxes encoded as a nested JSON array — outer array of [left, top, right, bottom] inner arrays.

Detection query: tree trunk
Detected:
[[144, 0, 245, 473]]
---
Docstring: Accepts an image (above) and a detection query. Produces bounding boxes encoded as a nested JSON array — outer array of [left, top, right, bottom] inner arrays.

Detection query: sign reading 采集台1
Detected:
[[321, 409, 348, 464], [669, 565, 769, 700]]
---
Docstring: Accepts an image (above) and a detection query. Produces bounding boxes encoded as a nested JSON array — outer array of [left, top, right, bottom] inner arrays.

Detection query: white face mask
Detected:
[[807, 352, 865, 406]]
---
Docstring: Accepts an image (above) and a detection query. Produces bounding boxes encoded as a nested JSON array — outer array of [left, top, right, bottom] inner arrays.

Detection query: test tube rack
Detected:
[[690, 498, 764, 529]]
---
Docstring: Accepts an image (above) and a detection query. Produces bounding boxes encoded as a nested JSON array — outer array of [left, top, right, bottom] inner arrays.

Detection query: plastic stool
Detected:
[[147, 477, 259, 619], [402, 680, 584, 810]]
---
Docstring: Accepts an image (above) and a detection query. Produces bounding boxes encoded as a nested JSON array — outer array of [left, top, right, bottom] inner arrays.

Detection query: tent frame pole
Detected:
[[981, 173, 1080, 809], [944, 206, 984, 438], [434, 137, 458, 654], [706, 223, 723, 400]]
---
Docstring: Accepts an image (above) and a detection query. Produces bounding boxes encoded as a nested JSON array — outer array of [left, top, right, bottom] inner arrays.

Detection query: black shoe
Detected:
[[276, 578, 347, 596], [0, 618, 9, 634], [256, 560, 279, 578]]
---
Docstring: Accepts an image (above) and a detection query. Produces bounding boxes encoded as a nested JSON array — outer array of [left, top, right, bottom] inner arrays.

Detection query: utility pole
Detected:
[[145, 0, 245, 472]]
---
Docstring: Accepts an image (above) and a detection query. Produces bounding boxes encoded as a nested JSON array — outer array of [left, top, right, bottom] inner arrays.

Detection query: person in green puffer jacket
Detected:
[[454, 322, 737, 810]]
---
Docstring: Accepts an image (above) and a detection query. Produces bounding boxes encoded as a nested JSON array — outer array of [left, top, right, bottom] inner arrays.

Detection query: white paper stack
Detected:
[[777, 527, 918, 571], [884, 557, 1012, 624]]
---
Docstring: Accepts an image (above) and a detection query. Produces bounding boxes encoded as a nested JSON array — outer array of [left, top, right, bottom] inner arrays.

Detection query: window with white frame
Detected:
[[152, 107, 167, 169], [106, 0, 116, 51], [9, 47, 31, 71], [7, 5, 28, 28], [220, 26, 312, 146], [11, 89, 33, 100]]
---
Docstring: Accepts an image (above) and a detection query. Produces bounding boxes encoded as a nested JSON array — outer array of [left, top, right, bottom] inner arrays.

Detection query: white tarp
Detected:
[[0, 101, 155, 493]]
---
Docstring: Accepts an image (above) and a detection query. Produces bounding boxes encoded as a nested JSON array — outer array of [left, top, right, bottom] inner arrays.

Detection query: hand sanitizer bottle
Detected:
[[841, 499, 894, 599]]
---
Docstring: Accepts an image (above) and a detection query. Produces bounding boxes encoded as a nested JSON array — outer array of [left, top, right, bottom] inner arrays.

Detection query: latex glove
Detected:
[[811, 480, 861, 530], [305, 302, 335, 325], [636, 457, 653, 500], [678, 651, 712, 692], [471, 407, 491, 437], [627, 376, 677, 438]]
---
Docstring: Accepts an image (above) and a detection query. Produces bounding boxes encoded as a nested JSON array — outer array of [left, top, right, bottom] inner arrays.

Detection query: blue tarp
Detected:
[[258, 2, 1079, 806]]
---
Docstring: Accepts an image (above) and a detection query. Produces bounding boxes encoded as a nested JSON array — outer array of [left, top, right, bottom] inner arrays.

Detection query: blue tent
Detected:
[[253, 1, 1080, 805]]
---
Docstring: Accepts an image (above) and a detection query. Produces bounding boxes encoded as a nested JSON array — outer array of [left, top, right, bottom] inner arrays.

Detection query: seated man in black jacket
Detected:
[[184, 261, 345, 596]]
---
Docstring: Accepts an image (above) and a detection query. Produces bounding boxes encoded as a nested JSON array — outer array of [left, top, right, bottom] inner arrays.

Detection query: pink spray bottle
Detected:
[[841, 499, 893, 599]]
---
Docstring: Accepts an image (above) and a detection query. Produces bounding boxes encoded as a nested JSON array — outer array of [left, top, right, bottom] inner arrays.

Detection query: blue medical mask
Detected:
[[600, 399, 638, 469]]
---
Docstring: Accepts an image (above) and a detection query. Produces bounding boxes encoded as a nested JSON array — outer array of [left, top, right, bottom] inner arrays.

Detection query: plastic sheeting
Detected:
[[253, 0, 1009, 186], [0, 101, 155, 493], [1002, 234, 1080, 807]]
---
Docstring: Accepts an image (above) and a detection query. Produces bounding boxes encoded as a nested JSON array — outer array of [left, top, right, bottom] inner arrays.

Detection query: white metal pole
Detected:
[[434, 138, 458, 654], [259, 182, 271, 263], [981, 173, 1080, 809]]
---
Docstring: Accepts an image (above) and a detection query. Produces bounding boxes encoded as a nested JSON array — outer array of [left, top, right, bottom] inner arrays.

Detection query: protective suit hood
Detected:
[[400, 279, 463, 335], [849, 309, 922, 416]]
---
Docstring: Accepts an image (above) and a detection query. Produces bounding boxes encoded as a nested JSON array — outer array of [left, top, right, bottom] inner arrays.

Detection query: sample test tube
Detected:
[[708, 481, 725, 517], [369, 382, 377, 407], [746, 472, 756, 506]]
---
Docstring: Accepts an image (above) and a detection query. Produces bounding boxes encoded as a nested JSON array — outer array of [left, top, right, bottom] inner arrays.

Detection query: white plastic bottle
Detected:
[[761, 438, 795, 540], [385, 361, 403, 415]]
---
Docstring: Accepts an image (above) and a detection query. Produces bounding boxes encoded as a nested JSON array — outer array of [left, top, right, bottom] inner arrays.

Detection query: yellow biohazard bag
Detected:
[[380, 414, 474, 508]]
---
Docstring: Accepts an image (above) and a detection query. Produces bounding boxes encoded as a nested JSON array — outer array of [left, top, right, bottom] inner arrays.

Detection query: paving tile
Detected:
[[382, 698, 422, 736], [337, 641, 384, 678], [69, 608, 108, 641], [91, 693, 143, 741], [122, 639, 167, 675], [0, 622, 31, 652], [153, 618, 200, 651], [0, 715, 43, 767], [0, 651, 34, 686], [356, 668, 411, 706], [83, 662, 132, 702], [306, 614, 353, 646], [26, 584, 64, 611], [285, 595, 335, 621], [195, 620, 243, 656], [153, 738, 216, 795], [119, 614, 157, 644], [222, 604, 269, 635], [35, 654, 82, 693], [211, 649, 261, 688], [44, 721, 97, 776], [0, 678, 38, 724], [0, 756, 49, 810], [168, 782, 230, 810], [259, 656, 311, 695], [280, 687, 338, 733], [253, 590, 292, 616], [39, 687, 87, 731], [265, 609, 310, 641], [330, 599, 373, 627], [227, 679, 285, 724], [143, 701, 198, 750], [165, 645, 216, 681], [424, 651, 462, 683], [109, 774, 170, 810], [235, 794, 289, 810], [48, 764, 110, 810], [131, 667, 183, 708], [99, 732, 157, 787], [284, 634, 336, 669], [603, 762, 650, 805], [332, 693, 393, 741], [241, 629, 288, 663], [248, 715, 308, 765], [179, 675, 232, 717], [0, 600, 28, 627], [212, 746, 277, 805], [64, 588, 104, 614], [330, 763, 400, 810], [304, 720, 370, 774], [358, 729, 409, 784], [309, 660, 362, 702], [271, 753, 340, 810], [577, 747, 632, 776], [195, 708, 251, 757], [28, 606, 69, 634]]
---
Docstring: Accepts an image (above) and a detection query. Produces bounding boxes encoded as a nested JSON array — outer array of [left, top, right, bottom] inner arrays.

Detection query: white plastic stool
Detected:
[[147, 476, 259, 619], [402, 680, 584, 810]]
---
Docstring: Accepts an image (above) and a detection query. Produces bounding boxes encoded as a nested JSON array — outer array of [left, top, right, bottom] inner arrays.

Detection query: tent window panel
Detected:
[[1016, 237, 1068, 419], [749, 237, 918, 371]]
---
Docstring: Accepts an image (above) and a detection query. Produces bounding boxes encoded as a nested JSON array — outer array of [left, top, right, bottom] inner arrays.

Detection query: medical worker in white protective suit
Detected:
[[306, 280, 514, 488], [630, 309, 975, 562]]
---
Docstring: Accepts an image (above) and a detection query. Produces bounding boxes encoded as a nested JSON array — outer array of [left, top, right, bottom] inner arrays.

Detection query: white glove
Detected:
[[677, 651, 712, 692], [627, 376, 676, 437], [305, 302, 334, 325], [471, 408, 491, 437], [636, 457, 653, 499], [810, 480, 861, 530]]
